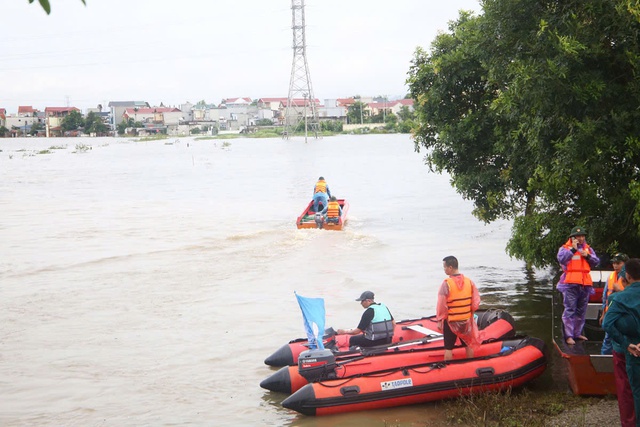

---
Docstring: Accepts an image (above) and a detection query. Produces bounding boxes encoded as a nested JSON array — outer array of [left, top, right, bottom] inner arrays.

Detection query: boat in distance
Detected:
[[296, 199, 349, 230]]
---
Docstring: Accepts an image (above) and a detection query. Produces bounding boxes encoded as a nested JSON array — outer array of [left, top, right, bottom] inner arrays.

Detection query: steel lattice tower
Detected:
[[283, 0, 319, 139]]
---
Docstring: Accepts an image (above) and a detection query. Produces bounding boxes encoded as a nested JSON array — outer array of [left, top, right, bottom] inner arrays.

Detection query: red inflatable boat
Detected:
[[262, 335, 520, 394], [281, 336, 547, 416], [264, 309, 515, 367]]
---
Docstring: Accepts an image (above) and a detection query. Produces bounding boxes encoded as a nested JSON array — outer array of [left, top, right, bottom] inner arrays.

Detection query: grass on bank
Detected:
[[438, 388, 614, 427]]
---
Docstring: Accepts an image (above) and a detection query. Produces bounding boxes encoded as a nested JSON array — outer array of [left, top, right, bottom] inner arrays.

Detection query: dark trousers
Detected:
[[348, 334, 391, 348], [613, 350, 637, 427]]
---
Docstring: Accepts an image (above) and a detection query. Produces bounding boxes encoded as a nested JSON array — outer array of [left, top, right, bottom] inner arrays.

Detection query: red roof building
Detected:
[[44, 107, 80, 117], [18, 106, 36, 116]]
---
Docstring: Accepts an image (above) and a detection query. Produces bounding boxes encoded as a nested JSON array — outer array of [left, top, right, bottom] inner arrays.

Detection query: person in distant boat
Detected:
[[557, 226, 600, 345], [312, 176, 331, 212], [320, 196, 342, 225], [600, 252, 629, 355], [436, 255, 481, 361], [336, 291, 395, 348], [603, 258, 640, 427]]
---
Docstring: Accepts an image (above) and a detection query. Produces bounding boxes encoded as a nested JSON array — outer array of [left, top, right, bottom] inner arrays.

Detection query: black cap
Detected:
[[611, 253, 629, 263], [355, 291, 374, 301], [570, 226, 587, 237]]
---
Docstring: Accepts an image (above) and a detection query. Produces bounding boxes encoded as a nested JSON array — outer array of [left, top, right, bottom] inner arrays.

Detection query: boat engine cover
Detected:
[[298, 349, 337, 382]]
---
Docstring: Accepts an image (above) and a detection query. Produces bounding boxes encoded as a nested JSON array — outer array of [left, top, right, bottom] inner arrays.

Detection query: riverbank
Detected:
[[438, 389, 619, 426]]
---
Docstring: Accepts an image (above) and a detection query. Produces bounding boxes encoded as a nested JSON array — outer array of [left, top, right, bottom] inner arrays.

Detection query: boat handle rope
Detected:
[[317, 364, 443, 388]]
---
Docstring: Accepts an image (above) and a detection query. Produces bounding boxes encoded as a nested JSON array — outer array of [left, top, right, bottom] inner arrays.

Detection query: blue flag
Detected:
[[295, 292, 325, 350]]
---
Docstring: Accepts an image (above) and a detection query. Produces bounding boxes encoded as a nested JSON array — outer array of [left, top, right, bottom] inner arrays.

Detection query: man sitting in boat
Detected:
[[436, 256, 481, 361], [336, 291, 395, 348], [320, 196, 342, 224], [312, 176, 331, 212]]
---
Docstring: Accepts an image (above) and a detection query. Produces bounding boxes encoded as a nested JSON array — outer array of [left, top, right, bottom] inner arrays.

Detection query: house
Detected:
[[0, 108, 6, 130], [44, 107, 81, 137], [122, 107, 183, 134], [222, 97, 252, 106], [256, 97, 288, 122], [18, 105, 36, 117], [336, 97, 371, 123], [5, 106, 41, 136], [218, 98, 258, 130], [257, 97, 286, 111], [108, 101, 149, 130], [367, 101, 392, 117], [389, 99, 414, 116], [318, 99, 347, 121]]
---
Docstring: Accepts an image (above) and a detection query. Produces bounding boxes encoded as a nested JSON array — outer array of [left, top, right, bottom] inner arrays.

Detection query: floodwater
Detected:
[[1, 134, 563, 426]]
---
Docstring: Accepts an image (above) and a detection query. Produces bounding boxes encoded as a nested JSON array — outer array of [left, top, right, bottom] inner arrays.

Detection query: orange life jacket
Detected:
[[326, 201, 340, 219], [562, 239, 593, 285], [314, 180, 327, 194], [603, 271, 625, 315], [446, 276, 472, 322]]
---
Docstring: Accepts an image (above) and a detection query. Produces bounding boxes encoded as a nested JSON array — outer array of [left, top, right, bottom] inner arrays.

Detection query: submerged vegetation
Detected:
[[136, 134, 169, 142]]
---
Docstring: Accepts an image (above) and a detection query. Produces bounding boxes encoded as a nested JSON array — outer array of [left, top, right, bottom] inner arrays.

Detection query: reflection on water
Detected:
[[0, 134, 572, 426]]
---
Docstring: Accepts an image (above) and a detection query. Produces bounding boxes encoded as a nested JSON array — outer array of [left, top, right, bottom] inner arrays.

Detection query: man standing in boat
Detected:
[[312, 176, 331, 212], [336, 291, 395, 348], [557, 226, 600, 345], [436, 256, 481, 361]]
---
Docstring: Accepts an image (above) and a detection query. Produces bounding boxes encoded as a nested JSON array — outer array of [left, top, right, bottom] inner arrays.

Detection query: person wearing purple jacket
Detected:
[[557, 226, 600, 345]]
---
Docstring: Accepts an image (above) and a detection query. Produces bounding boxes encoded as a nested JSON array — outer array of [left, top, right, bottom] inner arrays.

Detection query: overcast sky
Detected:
[[1, 0, 481, 113]]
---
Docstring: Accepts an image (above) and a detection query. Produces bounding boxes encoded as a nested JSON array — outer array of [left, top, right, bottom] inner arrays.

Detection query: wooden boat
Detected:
[[552, 269, 616, 395], [261, 336, 523, 394], [281, 336, 547, 416], [264, 309, 515, 367], [296, 199, 349, 230]]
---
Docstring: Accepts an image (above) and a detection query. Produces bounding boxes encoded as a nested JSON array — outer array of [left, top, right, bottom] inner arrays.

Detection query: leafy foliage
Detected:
[[347, 101, 367, 124], [84, 111, 108, 135], [29, 121, 43, 136], [408, 0, 640, 267], [29, 0, 87, 15], [29, 0, 86, 14], [60, 110, 84, 132]]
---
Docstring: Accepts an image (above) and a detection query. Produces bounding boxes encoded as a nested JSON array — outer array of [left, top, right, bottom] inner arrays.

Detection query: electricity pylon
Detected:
[[283, 0, 319, 140]]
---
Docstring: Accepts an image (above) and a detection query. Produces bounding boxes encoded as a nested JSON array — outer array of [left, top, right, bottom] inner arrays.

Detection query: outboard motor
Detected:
[[314, 213, 324, 229], [298, 349, 337, 382], [476, 309, 515, 331]]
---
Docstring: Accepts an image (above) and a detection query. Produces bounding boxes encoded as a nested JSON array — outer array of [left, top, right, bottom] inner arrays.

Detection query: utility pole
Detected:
[[383, 95, 387, 123], [283, 0, 319, 140], [303, 93, 308, 143]]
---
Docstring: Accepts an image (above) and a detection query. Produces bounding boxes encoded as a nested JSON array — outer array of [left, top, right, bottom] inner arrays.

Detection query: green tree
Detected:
[[384, 113, 398, 131], [117, 118, 134, 136], [29, 0, 85, 14], [29, 121, 43, 136], [0, 126, 8, 137], [256, 118, 274, 126], [407, 0, 640, 267], [347, 101, 366, 124], [396, 106, 414, 122], [84, 111, 108, 135], [61, 110, 84, 132]]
